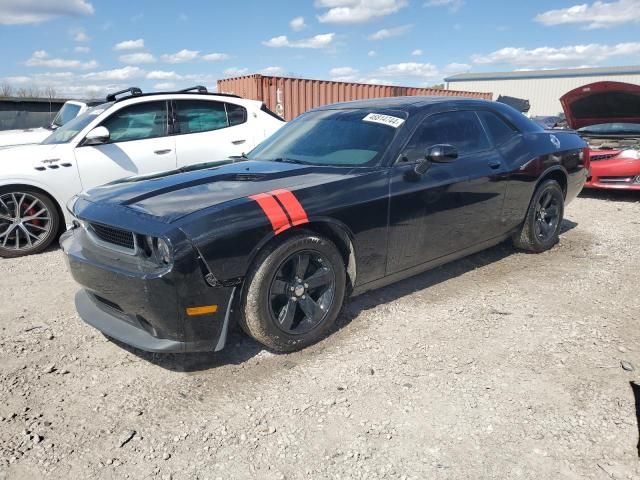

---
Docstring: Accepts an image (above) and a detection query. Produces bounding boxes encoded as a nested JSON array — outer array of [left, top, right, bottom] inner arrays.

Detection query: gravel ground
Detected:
[[1, 190, 639, 480]]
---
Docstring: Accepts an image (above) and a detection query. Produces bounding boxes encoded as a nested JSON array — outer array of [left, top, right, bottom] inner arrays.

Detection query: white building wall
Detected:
[[447, 73, 640, 116]]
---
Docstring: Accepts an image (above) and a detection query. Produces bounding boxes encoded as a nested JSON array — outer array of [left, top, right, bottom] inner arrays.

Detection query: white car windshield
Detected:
[[42, 103, 112, 145], [51, 103, 82, 128]]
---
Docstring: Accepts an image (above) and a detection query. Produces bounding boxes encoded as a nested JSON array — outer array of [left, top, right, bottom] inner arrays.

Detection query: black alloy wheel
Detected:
[[268, 250, 336, 335], [239, 233, 346, 352], [534, 190, 561, 242], [513, 179, 564, 253]]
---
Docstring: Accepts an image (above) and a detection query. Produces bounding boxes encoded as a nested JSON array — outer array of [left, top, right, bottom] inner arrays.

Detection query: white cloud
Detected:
[[74, 46, 90, 53], [376, 62, 440, 79], [119, 53, 156, 64], [202, 53, 230, 61], [535, 0, 640, 29], [25, 50, 97, 69], [146, 70, 180, 80], [73, 31, 90, 42], [316, 0, 407, 24], [260, 66, 286, 76], [330, 66, 359, 77], [154, 82, 176, 90], [82, 66, 145, 81], [368, 24, 412, 40], [0, 0, 94, 25], [443, 62, 470, 73], [424, 0, 464, 12], [161, 49, 200, 63], [368, 50, 377, 57], [224, 67, 249, 77], [114, 39, 145, 51], [290, 16, 307, 31], [472, 42, 640, 67], [263, 33, 336, 49], [411, 49, 423, 56]]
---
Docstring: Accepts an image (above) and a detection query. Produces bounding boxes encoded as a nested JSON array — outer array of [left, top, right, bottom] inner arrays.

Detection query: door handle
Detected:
[[232, 139, 246, 145], [488, 160, 501, 169], [154, 149, 172, 155]]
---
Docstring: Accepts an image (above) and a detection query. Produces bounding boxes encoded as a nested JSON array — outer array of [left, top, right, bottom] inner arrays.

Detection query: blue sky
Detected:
[[1, 0, 640, 98]]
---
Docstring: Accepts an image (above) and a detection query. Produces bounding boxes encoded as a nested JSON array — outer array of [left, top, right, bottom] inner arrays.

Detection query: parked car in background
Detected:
[[62, 96, 588, 355], [561, 81, 640, 190], [0, 100, 101, 148], [0, 86, 285, 257]]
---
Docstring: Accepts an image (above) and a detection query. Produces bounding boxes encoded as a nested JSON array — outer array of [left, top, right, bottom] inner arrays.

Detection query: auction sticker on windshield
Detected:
[[363, 113, 405, 128]]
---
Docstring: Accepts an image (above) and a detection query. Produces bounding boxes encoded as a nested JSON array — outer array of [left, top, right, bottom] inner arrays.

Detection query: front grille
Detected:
[[89, 223, 135, 251], [599, 176, 635, 184]]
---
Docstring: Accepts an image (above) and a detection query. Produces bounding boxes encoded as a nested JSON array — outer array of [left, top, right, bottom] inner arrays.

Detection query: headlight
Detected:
[[141, 235, 172, 265], [66, 195, 79, 216], [157, 238, 172, 265]]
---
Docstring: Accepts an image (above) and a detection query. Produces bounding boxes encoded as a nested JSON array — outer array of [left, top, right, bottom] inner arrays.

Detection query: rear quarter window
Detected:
[[477, 110, 519, 146]]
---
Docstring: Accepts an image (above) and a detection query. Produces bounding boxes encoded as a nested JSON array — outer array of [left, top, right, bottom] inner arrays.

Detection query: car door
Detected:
[[173, 99, 252, 167], [74, 100, 176, 191], [386, 110, 508, 274]]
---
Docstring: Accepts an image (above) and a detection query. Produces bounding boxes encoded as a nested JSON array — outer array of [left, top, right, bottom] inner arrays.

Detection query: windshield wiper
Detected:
[[271, 157, 308, 165]]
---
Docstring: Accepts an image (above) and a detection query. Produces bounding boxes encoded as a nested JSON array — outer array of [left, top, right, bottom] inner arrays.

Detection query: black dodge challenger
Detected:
[[61, 97, 589, 353]]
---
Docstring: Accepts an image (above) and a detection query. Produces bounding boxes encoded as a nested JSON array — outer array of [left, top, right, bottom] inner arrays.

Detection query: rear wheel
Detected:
[[513, 179, 564, 253], [0, 189, 60, 258], [239, 233, 346, 352]]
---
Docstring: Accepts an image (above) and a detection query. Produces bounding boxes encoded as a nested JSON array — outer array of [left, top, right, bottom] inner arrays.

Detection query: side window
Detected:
[[404, 111, 490, 162], [100, 101, 168, 143], [175, 100, 228, 134], [226, 103, 247, 126], [477, 111, 519, 146]]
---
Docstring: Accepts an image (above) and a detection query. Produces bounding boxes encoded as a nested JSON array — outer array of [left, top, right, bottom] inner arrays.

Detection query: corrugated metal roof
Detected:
[[445, 65, 640, 82]]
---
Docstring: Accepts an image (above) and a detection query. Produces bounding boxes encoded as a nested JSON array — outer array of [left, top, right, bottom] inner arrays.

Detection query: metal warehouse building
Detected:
[[445, 65, 640, 117]]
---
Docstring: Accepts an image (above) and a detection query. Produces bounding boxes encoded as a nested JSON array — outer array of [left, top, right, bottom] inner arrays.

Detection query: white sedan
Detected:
[[0, 87, 285, 257]]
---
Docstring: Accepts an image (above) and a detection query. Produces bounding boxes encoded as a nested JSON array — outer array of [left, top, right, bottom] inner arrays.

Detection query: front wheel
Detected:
[[513, 179, 564, 253], [0, 189, 60, 258], [239, 233, 346, 352]]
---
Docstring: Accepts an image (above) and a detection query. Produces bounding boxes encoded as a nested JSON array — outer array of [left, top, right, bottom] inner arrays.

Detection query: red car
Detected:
[[560, 81, 640, 190]]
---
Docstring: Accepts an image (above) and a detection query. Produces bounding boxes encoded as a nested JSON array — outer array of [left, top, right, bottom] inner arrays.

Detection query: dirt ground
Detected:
[[1, 189, 639, 480]]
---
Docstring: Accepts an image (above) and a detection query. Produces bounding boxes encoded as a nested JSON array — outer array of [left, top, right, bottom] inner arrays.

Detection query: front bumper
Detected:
[[585, 174, 640, 190], [61, 227, 235, 353]]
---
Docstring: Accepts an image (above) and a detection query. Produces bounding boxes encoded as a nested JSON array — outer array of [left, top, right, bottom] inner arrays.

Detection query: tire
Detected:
[[0, 188, 60, 258], [239, 232, 346, 352], [513, 179, 564, 253]]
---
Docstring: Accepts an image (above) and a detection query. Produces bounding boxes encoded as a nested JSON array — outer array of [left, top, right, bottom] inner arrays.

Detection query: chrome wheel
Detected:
[[0, 192, 53, 252]]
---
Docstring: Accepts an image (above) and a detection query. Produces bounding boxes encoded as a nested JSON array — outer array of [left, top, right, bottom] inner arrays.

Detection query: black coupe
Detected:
[[61, 96, 589, 353]]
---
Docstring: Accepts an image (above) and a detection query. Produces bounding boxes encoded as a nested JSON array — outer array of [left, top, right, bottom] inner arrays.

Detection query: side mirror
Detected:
[[83, 126, 110, 146], [427, 144, 458, 163], [413, 144, 458, 176]]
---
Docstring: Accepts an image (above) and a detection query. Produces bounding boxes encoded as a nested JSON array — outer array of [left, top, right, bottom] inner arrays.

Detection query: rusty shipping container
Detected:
[[217, 74, 492, 121]]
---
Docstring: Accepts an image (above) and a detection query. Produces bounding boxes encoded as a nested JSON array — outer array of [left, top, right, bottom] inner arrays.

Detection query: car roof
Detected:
[[315, 95, 493, 112], [115, 92, 262, 109]]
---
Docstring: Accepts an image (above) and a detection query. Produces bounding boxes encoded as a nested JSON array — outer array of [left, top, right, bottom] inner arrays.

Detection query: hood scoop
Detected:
[[231, 173, 268, 181]]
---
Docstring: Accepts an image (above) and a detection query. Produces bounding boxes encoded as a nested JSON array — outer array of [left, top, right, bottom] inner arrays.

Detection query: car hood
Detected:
[[560, 81, 640, 129], [0, 142, 67, 169], [77, 159, 374, 222], [0, 127, 51, 148]]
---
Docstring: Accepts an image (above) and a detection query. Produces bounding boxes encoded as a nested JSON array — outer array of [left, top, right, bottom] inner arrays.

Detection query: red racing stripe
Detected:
[[270, 189, 309, 226], [249, 193, 291, 233]]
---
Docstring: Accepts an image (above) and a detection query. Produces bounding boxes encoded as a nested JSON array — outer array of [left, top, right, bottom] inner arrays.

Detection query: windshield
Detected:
[[42, 103, 111, 145], [247, 109, 404, 166], [578, 123, 640, 135], [51, 103, 82, 128]]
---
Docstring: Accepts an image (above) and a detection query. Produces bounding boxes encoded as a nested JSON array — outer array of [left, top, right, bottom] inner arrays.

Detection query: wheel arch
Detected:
[[536, 166, 568, 198], [244, 218, 358, 293], [0, 183, 66, 235]]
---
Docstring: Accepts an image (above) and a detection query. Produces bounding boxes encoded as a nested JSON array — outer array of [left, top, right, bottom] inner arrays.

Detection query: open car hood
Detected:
[[560, 81, 640, 130]]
